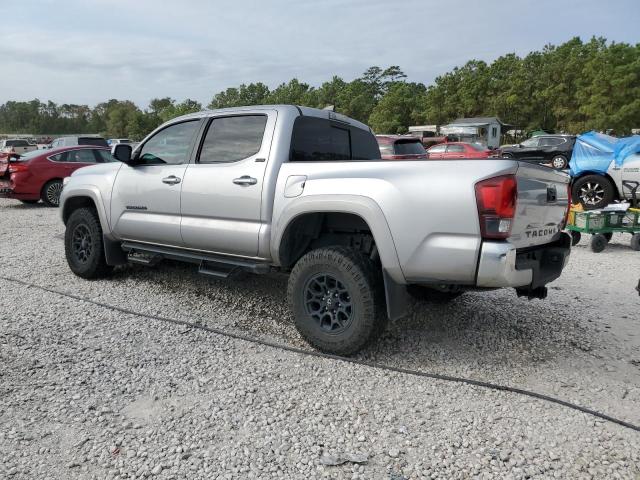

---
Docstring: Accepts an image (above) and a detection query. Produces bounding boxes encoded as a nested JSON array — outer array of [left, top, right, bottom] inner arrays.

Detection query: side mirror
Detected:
[[112, 143, 133, 163], [518, 144, 524, 148]]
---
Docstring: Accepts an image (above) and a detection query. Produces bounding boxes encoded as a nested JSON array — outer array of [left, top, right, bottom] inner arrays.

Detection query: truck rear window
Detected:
[[6, 140, 29, 147], [290, 117, 380, 162], [78, 137, 108, 147], [393, 140, 425, 155]]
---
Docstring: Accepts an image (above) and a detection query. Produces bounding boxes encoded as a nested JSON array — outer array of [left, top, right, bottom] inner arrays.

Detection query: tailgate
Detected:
[[510, 162, 570, 248]]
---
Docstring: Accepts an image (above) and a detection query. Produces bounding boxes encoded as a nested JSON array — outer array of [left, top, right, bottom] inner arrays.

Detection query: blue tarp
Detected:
[[569, 131, 640, 177]]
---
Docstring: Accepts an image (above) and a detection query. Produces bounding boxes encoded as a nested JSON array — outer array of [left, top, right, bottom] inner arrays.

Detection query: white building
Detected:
[[440, 117, 510, 149]]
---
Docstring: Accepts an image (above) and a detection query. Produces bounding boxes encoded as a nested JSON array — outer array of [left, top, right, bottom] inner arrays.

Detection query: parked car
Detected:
[[60, 105, 571, 355], [499, 135, 575, 169], [427, 142, 491, 159], [0, 146, 115, 206], [406, 126, 448, 148], [570, 132, 640, 209], [49, 136, 109, 148], [376, 135, 428, 159], [1, 138, 39, 156]]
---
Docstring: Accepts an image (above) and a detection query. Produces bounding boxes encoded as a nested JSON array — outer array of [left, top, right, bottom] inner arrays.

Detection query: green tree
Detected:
[[266, 79, 316, 105], [369, 82, 427, 133], [208, 82, 271, 109]]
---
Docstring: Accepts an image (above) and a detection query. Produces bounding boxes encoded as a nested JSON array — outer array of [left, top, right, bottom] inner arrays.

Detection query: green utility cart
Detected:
[[567, 208, 640, 252]]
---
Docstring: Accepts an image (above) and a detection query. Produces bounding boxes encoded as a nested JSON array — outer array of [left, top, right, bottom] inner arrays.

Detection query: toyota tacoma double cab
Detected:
[[60, 105, 572, 355]]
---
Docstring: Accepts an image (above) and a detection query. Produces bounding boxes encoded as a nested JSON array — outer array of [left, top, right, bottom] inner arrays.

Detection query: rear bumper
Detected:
[[476, 232, 571, 288], [0, 180, 37, 200], [0, 180, 13, 196]]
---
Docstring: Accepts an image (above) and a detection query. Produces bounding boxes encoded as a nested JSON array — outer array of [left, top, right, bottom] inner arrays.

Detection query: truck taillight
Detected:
[[560, 183, 571, 230], [475, 175, 517, 240]]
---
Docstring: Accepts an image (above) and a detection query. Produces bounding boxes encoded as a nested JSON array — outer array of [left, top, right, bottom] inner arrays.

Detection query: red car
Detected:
[[376, 135, 428, 160], [427, 142, 491, 160], [0, 146, 115, 207]]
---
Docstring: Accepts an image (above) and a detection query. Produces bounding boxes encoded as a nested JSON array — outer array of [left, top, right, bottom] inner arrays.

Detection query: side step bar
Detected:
[[121, 241, 270, 278]]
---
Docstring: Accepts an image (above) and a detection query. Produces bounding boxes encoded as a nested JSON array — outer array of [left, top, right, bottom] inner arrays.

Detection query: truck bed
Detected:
[[273, 159, 570, 285]]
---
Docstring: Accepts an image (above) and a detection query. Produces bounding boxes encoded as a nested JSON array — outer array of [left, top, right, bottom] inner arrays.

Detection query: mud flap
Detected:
[[103, 235, 127, 266], [383, 270, 408, 322]]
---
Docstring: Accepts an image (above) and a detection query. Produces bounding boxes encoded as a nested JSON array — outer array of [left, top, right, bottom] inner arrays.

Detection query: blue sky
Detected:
[[1, 0, 638, 108]]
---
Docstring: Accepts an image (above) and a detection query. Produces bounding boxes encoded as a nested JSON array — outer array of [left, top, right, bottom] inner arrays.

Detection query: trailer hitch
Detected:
[[515, 286, 548, 300]]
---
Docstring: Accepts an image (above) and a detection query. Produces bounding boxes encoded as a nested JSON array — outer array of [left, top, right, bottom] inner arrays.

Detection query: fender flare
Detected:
[[271, 194, 405, 285], [60, 185, 127, 265], [60, 184, 110, 231]]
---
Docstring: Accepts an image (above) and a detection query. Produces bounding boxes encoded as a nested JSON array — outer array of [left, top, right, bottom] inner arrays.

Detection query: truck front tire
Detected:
[[288, 246, 386, 356], [65, 207, 113, 279]]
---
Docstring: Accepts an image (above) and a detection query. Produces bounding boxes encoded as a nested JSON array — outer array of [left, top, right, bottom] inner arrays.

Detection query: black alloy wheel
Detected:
[[303, 273, 354, 334], [72, 224, 93, 264]]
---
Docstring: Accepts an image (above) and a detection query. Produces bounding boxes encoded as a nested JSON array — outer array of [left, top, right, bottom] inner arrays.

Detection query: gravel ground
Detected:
[[1, 198, 639, 479]]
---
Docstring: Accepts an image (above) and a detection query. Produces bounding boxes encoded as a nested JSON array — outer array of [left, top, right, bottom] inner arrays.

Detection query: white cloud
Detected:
[[0, 0, 637, 107]]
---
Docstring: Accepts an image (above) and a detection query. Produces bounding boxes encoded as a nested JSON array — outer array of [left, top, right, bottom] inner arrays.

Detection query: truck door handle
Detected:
[[162, 175, 181, 185], [233, 175, 257, 186]]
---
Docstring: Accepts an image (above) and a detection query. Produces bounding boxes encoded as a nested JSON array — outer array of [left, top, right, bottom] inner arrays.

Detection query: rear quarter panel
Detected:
[[273, 160, 518, 284]]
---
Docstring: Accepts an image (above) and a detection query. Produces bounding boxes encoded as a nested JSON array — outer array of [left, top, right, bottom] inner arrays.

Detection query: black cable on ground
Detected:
[[2, 274, 639, 434]]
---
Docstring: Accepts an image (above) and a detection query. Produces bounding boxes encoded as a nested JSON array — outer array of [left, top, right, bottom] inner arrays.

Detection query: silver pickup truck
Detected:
[[60, 105, 571, 355]]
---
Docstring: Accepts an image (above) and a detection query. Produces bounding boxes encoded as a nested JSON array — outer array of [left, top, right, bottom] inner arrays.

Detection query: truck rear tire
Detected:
[[631, 233, 640, 251], [65, 207, 113, 279], [288, 246, 386, 356]]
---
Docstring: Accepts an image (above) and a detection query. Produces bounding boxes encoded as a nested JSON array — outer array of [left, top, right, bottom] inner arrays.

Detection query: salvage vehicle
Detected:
[[1, 138, 38, 156], [499, 134, 575, 170], [60, 105, 572, 355], [570, 132, 640, 210], [376, 135, 427, 160], [49, 136, 109, 148], [0, 146, 115, 206]]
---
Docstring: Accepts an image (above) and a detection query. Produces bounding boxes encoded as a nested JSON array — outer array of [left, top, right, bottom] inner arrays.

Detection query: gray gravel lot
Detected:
[[1, 198, 639, 479]]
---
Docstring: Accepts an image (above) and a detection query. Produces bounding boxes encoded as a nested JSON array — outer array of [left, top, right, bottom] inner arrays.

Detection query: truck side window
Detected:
[[290, 116, 380, 161], [199, 115, 267, 163], [138, 120, 199, 165]]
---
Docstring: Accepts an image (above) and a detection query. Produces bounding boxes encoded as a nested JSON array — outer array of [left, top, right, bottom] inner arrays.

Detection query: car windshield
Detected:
[[394, 140, 425, 155]]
